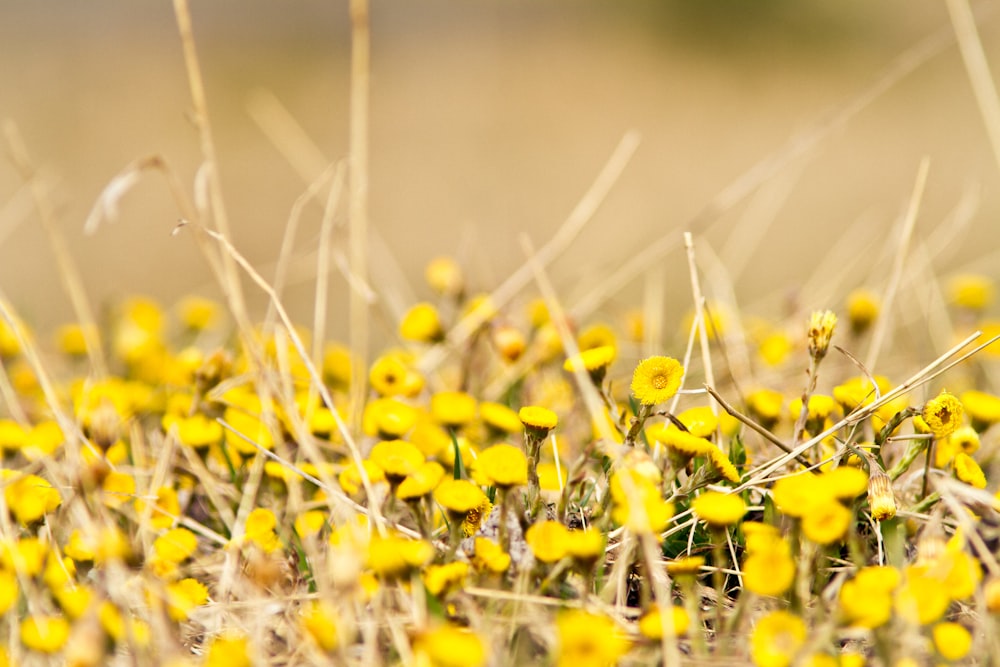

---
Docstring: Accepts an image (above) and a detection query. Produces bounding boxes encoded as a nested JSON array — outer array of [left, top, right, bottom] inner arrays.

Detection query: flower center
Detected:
[[652, 374, 668, 390]]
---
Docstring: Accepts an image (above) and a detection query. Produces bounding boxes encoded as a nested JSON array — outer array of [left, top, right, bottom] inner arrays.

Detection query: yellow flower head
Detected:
[[204, 632, 253, 667], [577, 323, 617, 354], [462, 498, 493, 537], [846, 288, 880, 334], [691, 491, 746, 527], [244, 507, 281, 553], [338, 460, 386, 496], [555, 609, 631, 667], [396, 461, 446, 501], [366, 533, 433, 579], [948, 273, 994, 310], [750, 610, 807, 667], [165, 577, 210, 621], [666, 556, 705, 577], [807, 310, 838, 361], [422, 561, 469, 597], [425, 256, 465, 297], [153, 527, 198, 564], [565, 528, 605, 564], [954, 452, 987, 489], [922, 391, 964, 439], [300, 601, 340, 653], [646, 424, 713, 459], [525, 520, 571, 563], [176, 295, 220, 331], [413, 624, 486, 667], [518, 405, 558, 433], [832, 375, 891, 413], [477, 444, 528, 488], [630, 356, 685, 406], [895, 568, 951, 625], [866, 469, 897, 521], [801, 501, 851, 545], [20, 615, 71, 654], [492, 325, 527, 363], [3, 472, 62, 527], [638, 605, 690, 639], [369, 353, 424, 398], [479, 402, 523, 435], [473, 537, 511, 574], [363, 398, 418, 439], [369, 439, 425, 482], [675, 406, 719, 438], [399, 302, 444, 343], [961, 389, 1000, 429], [746, 388, 784, 427], [430, 391, 478, 428], [743, 534, 795, 598], [609, 470, 675, 535], [933, 622, 972, 661], [563, 346, 615, 375], [433, 479, 487, 515], [707, 446, 742, 484]]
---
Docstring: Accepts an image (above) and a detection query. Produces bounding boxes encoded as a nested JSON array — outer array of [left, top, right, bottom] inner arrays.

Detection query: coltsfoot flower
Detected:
[[630, 356, 684, 406], [922, 391, 964, 439]]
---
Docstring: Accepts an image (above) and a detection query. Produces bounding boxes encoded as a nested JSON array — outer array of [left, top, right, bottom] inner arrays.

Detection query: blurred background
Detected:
[[1, 0, 999, 343]]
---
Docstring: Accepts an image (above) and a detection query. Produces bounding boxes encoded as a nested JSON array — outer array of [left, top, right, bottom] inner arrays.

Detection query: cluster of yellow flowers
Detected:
[[0, 263, 998, 666]]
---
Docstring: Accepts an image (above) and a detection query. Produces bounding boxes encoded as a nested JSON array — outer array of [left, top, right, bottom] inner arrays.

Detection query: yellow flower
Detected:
[[519, 405, 558, 432], [479, 402, 522, 435], [833, 375, 891, 413], [807, 310, 837, 361], [369, 353, 424, 398], [525, 520, 571, 563], [396, 461, 446, 500], [176, 295, 220, 331], [338, 460, 386, 496], [846, 288, 880, 334], [369, 439, 425, 482], [576, 321, 615, 353], [301, 601, 339, 653], [954, 452, 986, 489], [630, 356, 684, 406], [413, 625, 487, 667], [101, 470, 136, 510], [462, 498, 492, 537], [400, 302, 444, 343], [646, 425, 713, 458], [477, 444, 528, 488], [54, 322, 95, 357], [788, 394, 840, 425], [20, 615, 71, 653], [674, 406, 718, 438], [867, 469, 897, 521], [555, 609, 631, 667], [801, 501, 851, 545], [430, 391, 478, 428], [933, 622, 972, 661], [839, 566, 899, 628], [691, 491, 746, 527], [434, 479, 487, 514], [244, 507, 282, 553], [609, 469, 675, 534], [947, 425, 981, 456], [204, 632, 253, 667], [666, 556, 705, 577], [323, 342, 352, 388], [758, 331, 793, 367], [294, 510, 327, 539], [153, 527, 198, 564], [961, 389, 1000, 429], [565, 528, 605, 564], [165, 578, 210, 621], [707, 447, 742, 484], [949, 273, 994, 310], [746, 388, 784, 427], [472, 537, 511, 573], [894, 568, 951, 625], [134, 485, 180, 530], [422, 561, 469, 597], [922, 391, 964, 439], [823, 466, 869, 500], [3, 471, 61, 526], [425, 256, 464, 297], [638, 605, 690, 639], [563, 346, 615, 375], [366, 533, 434, 579], [743, 534, 795, 597], [0, 570, 17, 615], [750, 610, 807, 667], [492, 325, 527, 363]]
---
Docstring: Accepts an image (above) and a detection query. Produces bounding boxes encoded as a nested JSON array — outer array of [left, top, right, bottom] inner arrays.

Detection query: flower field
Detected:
[[3, 1, 1000, 666]]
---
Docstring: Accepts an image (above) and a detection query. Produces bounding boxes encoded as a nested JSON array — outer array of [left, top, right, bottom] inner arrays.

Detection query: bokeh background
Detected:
[[2, 0, 999, 342]]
